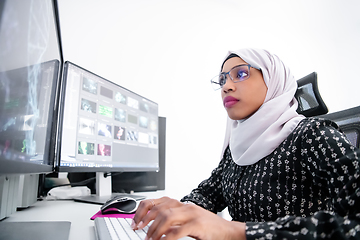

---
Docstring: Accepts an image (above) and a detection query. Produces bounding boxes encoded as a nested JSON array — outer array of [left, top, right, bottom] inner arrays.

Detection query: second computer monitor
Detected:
[[58, 62, 159, 172]]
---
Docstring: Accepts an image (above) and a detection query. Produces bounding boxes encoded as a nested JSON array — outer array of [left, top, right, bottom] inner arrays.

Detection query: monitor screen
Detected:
[[0, 0, 62, 174], [58, 62, 159, 172]]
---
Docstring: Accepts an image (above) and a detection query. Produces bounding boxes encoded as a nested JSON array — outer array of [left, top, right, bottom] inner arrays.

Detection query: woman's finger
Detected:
[[132, 197, 182, 230], [132, 198, 158, 229], [146, 204, 194, 240], [162, 223, 197, 240]]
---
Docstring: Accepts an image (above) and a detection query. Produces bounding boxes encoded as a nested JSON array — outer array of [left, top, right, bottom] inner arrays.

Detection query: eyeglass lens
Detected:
[[220, 65, 250, 86], [210, 65, 252, 90]]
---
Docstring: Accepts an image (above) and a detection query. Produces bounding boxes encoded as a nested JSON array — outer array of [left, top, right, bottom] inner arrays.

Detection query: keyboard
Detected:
[[94, 217, 194, 240], [94, 217, 148, 240]]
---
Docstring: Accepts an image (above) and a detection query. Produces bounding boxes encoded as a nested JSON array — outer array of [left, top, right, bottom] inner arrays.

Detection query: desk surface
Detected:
[[2, 191, 167, 240]]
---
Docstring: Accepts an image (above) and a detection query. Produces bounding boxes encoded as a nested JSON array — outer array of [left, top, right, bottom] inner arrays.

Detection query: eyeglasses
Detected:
[[210, 64, 260, 90]]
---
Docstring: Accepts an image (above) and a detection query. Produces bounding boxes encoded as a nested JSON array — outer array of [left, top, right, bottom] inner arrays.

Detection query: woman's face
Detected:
[[221, 57, 267, 120]]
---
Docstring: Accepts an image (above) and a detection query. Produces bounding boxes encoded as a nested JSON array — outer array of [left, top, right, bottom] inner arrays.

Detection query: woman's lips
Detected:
[[223, 96, 239, 108]]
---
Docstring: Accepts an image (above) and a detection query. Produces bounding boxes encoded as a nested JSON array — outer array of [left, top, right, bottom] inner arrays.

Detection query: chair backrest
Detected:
[[319, 106, 360, 148], [295, 72, 328, 117]]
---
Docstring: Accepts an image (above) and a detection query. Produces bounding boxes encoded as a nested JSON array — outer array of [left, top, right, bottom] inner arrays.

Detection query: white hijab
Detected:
[[220, 48, 305, 166]]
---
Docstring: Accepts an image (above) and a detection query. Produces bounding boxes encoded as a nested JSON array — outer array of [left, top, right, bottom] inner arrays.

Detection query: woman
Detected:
[[132, 48, 360, 240]]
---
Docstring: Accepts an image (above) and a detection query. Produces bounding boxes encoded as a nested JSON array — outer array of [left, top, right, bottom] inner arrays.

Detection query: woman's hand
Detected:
[[132, 197, 246, 240], [132, 197, 184, 230]]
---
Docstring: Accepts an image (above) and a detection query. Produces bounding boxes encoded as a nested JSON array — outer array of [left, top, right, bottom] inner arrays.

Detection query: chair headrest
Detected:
[[295, 72, 328, 117]]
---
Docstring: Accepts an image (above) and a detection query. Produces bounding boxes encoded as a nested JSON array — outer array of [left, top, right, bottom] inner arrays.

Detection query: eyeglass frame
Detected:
[[210, 64, 261, 90]]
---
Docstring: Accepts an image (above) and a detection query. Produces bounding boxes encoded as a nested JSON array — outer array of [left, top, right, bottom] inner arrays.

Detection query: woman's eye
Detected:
[[219, 76, 226, 86], [237, 70, 248, 79]]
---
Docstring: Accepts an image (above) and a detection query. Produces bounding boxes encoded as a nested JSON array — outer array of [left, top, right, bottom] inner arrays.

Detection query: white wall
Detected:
[[58, 0, 360, 199]]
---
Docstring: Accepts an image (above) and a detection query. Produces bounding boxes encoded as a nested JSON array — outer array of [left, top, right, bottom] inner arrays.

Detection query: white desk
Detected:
[[2, 191, 167, 240]]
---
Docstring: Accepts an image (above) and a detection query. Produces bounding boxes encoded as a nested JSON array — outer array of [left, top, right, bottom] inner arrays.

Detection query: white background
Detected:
[[58, 0, 360, 199]]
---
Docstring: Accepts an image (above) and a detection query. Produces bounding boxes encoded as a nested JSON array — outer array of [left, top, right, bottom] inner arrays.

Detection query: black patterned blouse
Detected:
[[181, 118, 360, 239]]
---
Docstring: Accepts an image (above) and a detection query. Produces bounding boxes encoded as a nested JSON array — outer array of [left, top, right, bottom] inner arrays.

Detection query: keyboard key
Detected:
[[124, 218, 147, 239], [104, 217, 124, 240]]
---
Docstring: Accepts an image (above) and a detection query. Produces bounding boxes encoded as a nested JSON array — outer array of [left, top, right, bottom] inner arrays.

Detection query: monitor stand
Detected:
[[72, 172, 146, 205]]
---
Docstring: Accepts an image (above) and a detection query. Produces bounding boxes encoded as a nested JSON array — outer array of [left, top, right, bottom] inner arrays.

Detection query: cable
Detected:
[[103, 172, 123, 178]]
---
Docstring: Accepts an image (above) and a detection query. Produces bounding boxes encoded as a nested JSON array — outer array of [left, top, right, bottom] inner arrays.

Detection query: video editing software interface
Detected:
[[60, 62, 159, 171], [0, 60, 59, 167]]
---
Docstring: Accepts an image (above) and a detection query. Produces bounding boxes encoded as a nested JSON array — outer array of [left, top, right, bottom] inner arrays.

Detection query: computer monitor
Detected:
[[0, 0, 64, 228], [57, 61, 159, 172], [56, 61, 160, 199], [0, 0, 62, 174]]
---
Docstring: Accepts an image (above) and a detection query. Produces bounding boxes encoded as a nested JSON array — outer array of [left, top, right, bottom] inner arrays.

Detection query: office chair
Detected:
[[319, 106, 360, 148], [295, 72, 360, 148], [295, 72, 328, 117]]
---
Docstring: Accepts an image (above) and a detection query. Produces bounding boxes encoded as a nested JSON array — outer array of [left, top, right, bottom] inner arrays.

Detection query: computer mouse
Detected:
[[100, 196, 138, 214]]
